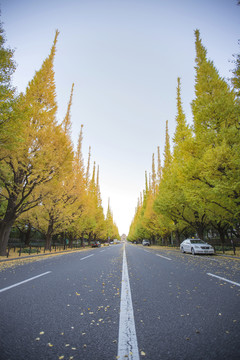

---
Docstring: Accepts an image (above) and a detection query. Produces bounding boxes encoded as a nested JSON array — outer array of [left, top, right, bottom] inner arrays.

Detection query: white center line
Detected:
[[118, 246, 140, 360], [80, 254, 94, 261], [156, 254, 172, 261], [0, 271, 52, 293], [100, 250, 105, 252], [207, 273, 240, 287]]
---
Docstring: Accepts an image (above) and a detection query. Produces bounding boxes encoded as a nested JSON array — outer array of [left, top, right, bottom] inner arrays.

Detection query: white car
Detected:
[[142, 239, 150, 246], [180, 239, 214, 255]]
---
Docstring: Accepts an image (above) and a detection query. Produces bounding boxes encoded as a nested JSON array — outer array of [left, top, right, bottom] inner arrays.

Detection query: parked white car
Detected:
[[180, 239, 214, 255], [142, 239, 150, 246]]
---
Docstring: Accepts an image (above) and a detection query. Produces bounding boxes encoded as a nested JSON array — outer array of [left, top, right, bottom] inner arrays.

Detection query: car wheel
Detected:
[[191, 247, 195, 255], [181, 247, 185, 253]]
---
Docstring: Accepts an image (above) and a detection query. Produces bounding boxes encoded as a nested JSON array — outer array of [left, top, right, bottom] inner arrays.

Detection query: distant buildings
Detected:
[[121, 234, 127, 242]]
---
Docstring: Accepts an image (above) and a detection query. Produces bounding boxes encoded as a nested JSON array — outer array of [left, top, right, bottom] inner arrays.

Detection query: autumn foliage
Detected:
[[128, 30, 240, 246], [0, 26, 119, 255]]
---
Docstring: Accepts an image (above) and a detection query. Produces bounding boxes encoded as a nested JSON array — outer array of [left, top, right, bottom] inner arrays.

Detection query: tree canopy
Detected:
[[0, 24, 119, 255], [128, 29, 240, 247]]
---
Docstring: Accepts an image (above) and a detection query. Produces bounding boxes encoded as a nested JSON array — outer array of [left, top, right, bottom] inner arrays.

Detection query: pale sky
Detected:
[[1, 0, 239, 235]]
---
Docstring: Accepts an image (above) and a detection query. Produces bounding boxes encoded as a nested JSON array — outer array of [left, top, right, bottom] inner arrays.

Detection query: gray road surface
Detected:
[[0, 243, 240, 360]]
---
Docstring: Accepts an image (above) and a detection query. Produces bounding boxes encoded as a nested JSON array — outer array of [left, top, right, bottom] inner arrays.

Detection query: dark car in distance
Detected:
[[91, 241, 101, 248]]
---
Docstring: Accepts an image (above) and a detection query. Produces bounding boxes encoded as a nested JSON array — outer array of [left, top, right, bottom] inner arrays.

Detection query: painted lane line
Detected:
[[207, 273, 240, 287], [144, 250, 150, 253], [0, 271, 52, 293], [100, 250, 105, 253], [118, 247, 140, 360], [156, 254, 172, 261], [80, 254, 94, 261]]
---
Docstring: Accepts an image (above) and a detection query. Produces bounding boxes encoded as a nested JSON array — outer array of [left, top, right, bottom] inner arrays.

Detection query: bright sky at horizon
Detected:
[[1, 0, 239, 235]]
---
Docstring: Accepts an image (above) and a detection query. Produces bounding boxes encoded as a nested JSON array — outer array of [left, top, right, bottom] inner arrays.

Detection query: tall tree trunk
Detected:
[[219, 229, 226, 254], [151, 236, 156, 245], [0, 196, 17, 255], [0, 219, 15, 256], [45, 222, 53, 250], [196, 226, 204, 240], [80, 233, 85, 247], [69, 234, 73, 248], [24, 223, 32, 246], [175, 229, 181, 246], [88, 232, 93, 246], [193, 212, 206, 240]]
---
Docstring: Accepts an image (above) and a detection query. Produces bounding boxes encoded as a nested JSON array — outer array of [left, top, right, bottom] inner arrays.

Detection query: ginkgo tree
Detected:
[[130, 30, 240, 246], [154, 78, 206, 242], [105, 198, 119, 241], [0, 19, 16, 146], [184, 29, 240, 242], [22, 84, 76, 250], [0, 24, 120, 253], [0, 31, 73, 255]]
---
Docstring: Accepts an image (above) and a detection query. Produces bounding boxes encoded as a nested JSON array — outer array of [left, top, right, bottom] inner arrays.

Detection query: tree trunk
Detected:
[[193, 211, 206, 240], [151, 236, 156, 245], [25, 224, 32, 246], [88, 232, 93, 246], [69, 234, 73, 248], [175, 229, 181, 246], [196, 227, 204, 240], [45, 222, 53, 250], [80, 233, 85, 247], [80, 237, 84, 247], [0, 196, 18, 256], [0, 219, 15, 256], [219, 230, 225, 254]]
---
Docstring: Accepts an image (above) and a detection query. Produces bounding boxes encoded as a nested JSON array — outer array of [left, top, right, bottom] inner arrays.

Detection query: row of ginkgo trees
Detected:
[[0, 25, 119, 256], [128, 30, 240, 247]]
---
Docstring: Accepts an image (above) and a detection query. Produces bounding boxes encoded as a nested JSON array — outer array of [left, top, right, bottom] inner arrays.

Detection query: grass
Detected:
[[0, 242, 111, 262], [215, 248, 240, 256], [0, 246, 97, 272], [141, 244, 240, 257], [0, 245, 91, 261]]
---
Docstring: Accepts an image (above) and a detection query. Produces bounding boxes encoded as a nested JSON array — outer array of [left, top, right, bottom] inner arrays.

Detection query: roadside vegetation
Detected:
[[128, 29, 240, 252], [0, 22, 119, 256]]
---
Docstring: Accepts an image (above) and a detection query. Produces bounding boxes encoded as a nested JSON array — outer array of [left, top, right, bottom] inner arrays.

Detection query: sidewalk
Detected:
[[0, 247, 90, 263]]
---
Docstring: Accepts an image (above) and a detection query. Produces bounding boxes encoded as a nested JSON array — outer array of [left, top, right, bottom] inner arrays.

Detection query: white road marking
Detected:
[[118, 246, 140, 360], [0, 271, 52, 293], [144, 250, 150, 253], [80, 254, 94, 261], [156, 254, 172, 261], [100, 250, 105, 252], [207, 273, 240, 287]]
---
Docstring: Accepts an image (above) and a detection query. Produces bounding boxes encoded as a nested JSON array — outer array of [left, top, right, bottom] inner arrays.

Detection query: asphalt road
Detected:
[[0, 243, 240, 360]]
